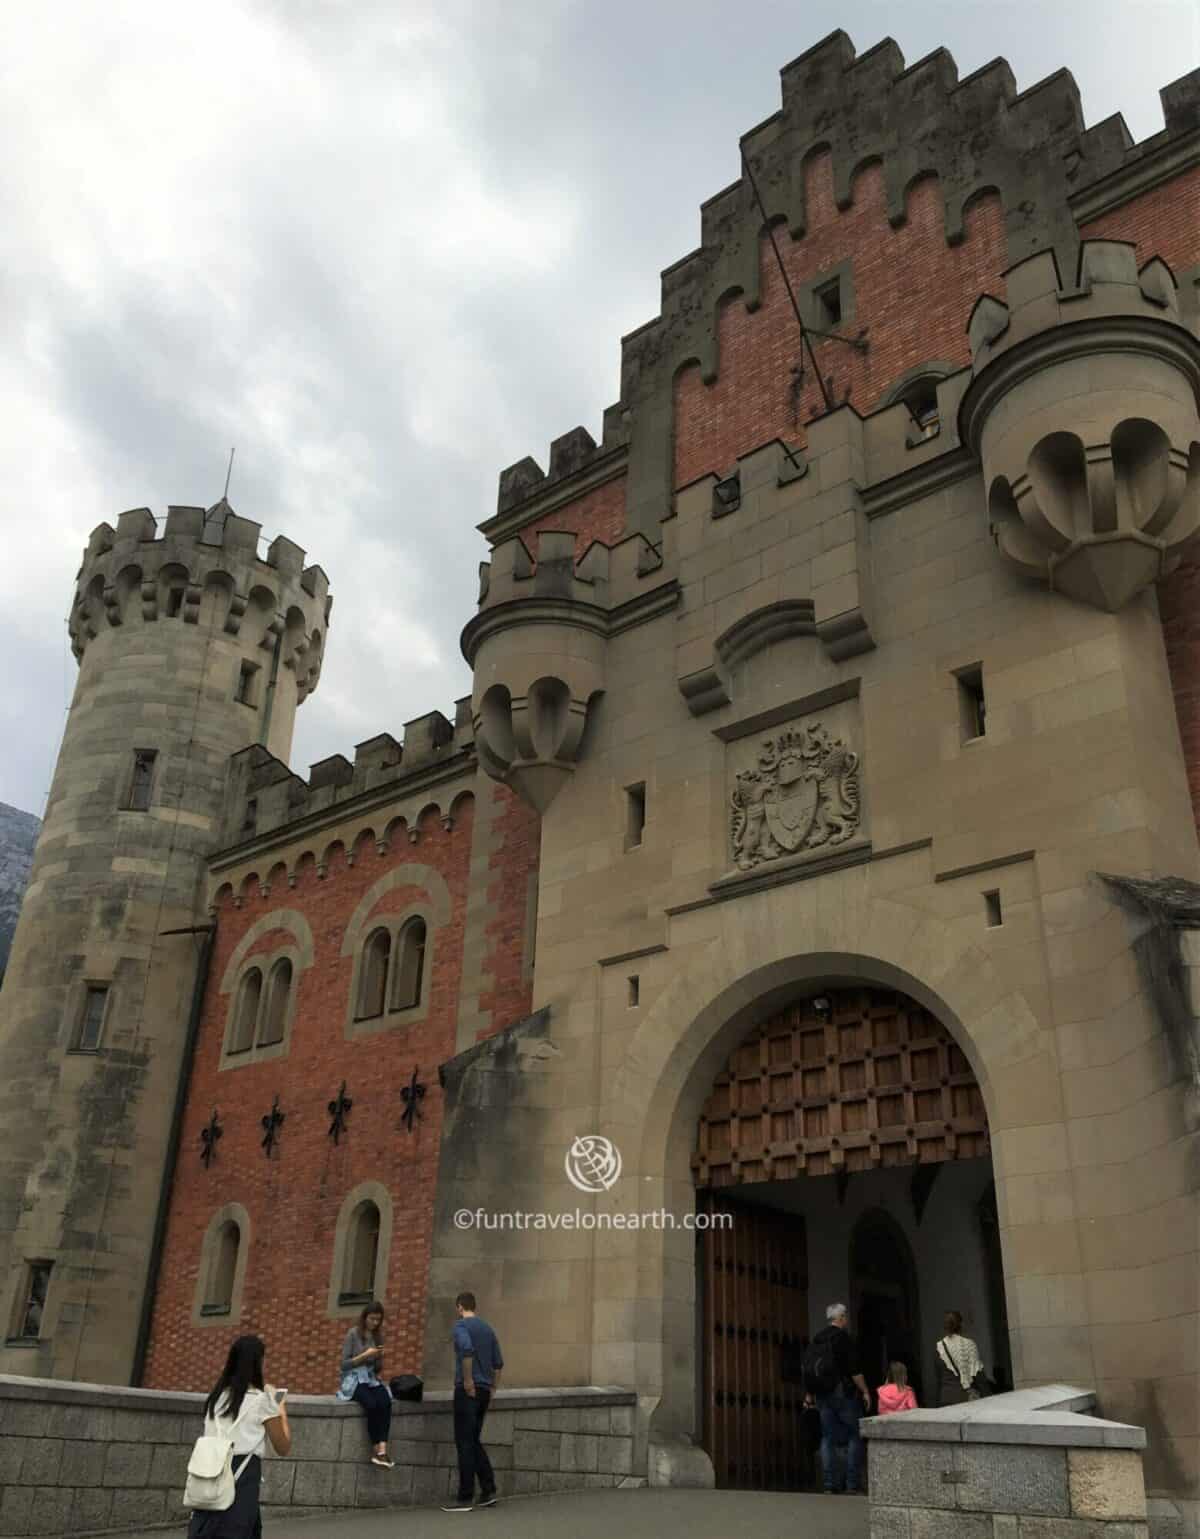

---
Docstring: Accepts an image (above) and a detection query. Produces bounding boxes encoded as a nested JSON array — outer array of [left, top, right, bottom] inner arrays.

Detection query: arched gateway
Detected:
[[693, 985, 1007, 1489]]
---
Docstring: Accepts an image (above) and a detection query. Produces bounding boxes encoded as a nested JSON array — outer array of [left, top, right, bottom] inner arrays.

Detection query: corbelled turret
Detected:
[[960, 240, 1200, 611]]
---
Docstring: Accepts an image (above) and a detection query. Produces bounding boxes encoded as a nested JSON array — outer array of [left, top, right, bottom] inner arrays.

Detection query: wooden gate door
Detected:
[[699, 1193, 812, 1490], [694, 987, 990, 1488]]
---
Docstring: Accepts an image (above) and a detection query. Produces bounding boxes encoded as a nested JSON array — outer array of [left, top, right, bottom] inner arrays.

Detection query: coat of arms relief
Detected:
[[730, 722, 861, 870]]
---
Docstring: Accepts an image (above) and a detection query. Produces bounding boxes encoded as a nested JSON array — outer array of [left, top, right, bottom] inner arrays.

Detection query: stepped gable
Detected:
[[493, 34, 1199, 541]]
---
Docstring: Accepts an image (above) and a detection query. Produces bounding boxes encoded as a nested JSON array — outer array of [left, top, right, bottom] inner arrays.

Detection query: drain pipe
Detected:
[[130, 921, 215, 1385]]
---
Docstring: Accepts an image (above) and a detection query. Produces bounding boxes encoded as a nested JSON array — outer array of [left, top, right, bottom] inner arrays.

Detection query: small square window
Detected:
[[125, 749, 157, 811], [816, 279, 842, 329], [235, 661, 259, 706], [955, 665, 986, 743], [9, 1261, 52, 1342], [625, 783, 646, 850], [627, 976, 640, 1008], [984, 891, 1003, 928], [73, 984, 109, 1052]]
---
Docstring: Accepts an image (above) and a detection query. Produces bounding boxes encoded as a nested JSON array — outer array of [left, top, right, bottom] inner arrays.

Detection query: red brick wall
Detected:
[[478, 783, 539, 1039], [673, 154, 1005, 488], [514, 472, 627, 556], [1079, 164, 1200, 273], [143, 799, 475, 1394], [1088, 167, 1200, 835]]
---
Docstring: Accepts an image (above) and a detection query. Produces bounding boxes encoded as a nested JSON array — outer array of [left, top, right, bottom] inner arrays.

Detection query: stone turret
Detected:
[[462, 529, 675, 809], [960, 241, 1200, 611], [0, 501, 329, 1385]]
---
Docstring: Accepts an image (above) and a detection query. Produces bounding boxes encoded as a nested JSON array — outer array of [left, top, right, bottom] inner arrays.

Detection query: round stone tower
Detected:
[[0, 500, 329, 1384]]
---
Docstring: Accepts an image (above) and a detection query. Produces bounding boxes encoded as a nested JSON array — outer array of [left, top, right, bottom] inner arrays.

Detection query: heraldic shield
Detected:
[[730, 721, 861, 871], [764, 755, 818, 852]]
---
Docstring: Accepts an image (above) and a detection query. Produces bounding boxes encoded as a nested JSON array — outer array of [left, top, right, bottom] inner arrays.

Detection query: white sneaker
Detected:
[[441, 1502, 474, 1512]]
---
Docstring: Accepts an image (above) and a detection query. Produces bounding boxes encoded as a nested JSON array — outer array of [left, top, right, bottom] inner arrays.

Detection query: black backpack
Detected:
[[389, 1374, 424, 1403], [801, 1335, 841, 1397]]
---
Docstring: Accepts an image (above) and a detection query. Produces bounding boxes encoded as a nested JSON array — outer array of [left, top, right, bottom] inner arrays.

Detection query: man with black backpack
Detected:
[[802, 1302, 872, 1495]]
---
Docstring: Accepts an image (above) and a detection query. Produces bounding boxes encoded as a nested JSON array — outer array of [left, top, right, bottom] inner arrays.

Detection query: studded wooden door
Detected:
[[699, 1192, 813, 1490], [693, 988, 989, 1186]]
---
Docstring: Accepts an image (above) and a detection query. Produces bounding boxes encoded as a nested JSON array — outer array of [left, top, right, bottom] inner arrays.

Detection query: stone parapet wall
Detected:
[[863, 1385, 1160, 1538], [0, 1376, 637, 1537]]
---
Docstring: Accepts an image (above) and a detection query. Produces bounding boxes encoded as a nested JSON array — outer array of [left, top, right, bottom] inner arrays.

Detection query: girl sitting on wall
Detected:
[[338, 1301, 394, 1467]]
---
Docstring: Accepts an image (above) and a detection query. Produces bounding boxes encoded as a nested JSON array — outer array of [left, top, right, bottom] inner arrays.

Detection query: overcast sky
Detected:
[[2, 1, 1195, 817]]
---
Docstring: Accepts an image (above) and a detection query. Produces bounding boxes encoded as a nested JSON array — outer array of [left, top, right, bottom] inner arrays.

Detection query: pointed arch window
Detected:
[[357, 929, 391, 1020], [259, 958, 292, 1047], [230, 969, 262, 1054], [391, 918, 427, 1011]]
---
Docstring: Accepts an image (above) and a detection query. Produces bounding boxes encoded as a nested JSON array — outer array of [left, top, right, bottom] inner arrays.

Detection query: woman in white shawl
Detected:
[[935, 1310, 984, 1405]]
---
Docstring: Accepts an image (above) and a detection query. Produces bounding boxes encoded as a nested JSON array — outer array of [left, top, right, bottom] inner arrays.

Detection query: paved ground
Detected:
[[130, 1489, 869, 1538]]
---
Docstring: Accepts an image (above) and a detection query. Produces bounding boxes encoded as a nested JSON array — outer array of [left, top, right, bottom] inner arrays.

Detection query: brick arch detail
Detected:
[[339, 865, 452, 958], [219, 908, 315, 992]]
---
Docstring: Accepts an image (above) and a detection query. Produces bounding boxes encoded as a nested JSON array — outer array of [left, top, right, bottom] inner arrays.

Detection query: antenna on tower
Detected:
[[223, 447, 236, 502]]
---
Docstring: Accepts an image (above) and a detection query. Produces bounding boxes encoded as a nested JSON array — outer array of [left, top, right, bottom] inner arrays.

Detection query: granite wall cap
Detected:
[[862, 1385, 1146, 1451], [0, 1375, 634, 1419]]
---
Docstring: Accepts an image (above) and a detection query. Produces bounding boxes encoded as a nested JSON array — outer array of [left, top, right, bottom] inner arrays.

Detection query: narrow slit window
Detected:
[[126, 749, 157, 811], [10, 1262, 52, 1341], [625, 783, 646, 850], [166, 587, 185, 617], [235, 661, 259, 706], [628, 975, 640, 1008], [956, 665, 986, 742], [74, 984, 109, 1052], [984, 891, 1003, 929], [903, 378, 941, 440], [241, 799, 258, 837]]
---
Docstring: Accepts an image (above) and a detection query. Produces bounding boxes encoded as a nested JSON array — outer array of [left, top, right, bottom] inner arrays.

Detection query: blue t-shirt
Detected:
[[453, 1315, 503, 1389]]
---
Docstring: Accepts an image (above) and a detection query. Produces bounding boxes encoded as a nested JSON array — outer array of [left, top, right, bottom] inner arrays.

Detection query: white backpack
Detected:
[[184, 1393, 255, 1511]]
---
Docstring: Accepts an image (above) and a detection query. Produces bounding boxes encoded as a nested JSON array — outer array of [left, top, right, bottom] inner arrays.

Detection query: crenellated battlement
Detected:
[[69, 499, 331, 701], [218, 698, 474, 850], [494, 406, 630, 522], [472, 526, 666, 625]]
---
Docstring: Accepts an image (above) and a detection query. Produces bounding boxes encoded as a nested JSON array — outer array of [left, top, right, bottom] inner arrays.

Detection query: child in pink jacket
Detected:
[[876, 1361, 918, 1415]]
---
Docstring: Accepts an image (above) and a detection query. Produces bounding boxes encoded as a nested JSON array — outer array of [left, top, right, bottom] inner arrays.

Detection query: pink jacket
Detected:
[[876, 1384, 918, 1415]]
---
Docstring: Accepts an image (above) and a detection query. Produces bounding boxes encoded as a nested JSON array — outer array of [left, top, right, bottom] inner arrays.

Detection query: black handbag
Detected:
[[389, 1374, 424, 1403]]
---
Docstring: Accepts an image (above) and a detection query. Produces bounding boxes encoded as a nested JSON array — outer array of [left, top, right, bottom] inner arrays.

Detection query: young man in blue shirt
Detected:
[[442, 1291, 504, 1512]]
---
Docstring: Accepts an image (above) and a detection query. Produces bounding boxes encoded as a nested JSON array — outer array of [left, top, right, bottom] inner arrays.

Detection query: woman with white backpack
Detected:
[[185, 1336, 291, 1538]]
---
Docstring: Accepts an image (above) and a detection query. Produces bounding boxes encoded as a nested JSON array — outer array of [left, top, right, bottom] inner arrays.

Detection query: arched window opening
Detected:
[[202, 1221, 240, 1316], [259, 958, 292, 1047], [392, 918, 427, 1011], [340, 1201, 381, 1305], [902, 376, 941, 440], [357, 929, 391, 1019], [230, 969, 262, 1053]]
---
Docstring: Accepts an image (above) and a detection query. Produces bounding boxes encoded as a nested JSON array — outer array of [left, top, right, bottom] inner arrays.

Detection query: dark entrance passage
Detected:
[[694, 986, 1007, 1491]]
